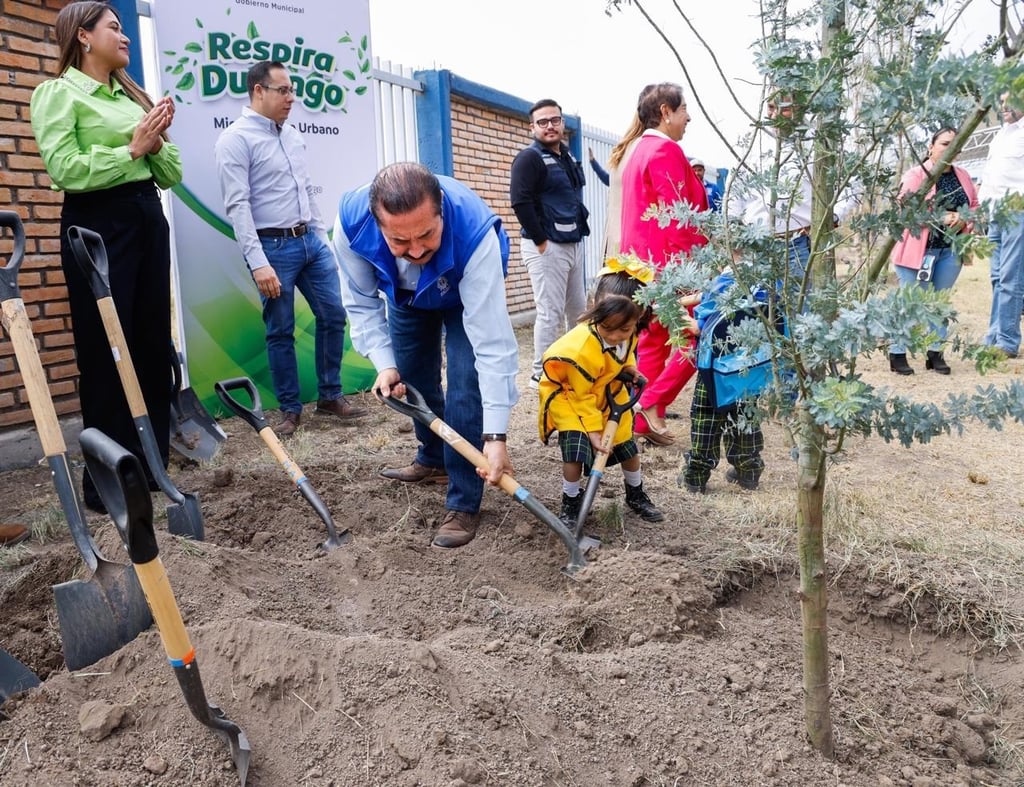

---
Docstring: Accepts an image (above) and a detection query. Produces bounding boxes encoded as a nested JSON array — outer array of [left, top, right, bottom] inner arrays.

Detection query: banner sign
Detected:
[[150, 0, 378, 413]]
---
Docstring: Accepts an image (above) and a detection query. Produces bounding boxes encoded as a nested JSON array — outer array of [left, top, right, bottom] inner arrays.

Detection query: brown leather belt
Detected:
[[257, 223, 308, 238]]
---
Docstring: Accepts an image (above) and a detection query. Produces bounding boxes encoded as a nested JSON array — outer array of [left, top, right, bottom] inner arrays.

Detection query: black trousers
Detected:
[[60, 181, 172, 495]]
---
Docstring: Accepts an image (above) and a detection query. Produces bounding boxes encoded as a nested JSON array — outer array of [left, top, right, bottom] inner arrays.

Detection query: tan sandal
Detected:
[[634, 412, 676, 445]]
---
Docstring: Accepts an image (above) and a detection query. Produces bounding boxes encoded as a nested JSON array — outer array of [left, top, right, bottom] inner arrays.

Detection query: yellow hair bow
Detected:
[[597, 256, 655, 284]]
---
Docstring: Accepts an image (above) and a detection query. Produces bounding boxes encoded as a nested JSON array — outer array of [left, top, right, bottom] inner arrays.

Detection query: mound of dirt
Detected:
[[3, 270, 1024, 785]]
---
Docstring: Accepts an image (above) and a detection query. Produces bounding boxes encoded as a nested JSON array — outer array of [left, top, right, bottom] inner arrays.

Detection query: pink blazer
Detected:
[[891, 163, 979, 270], [619, 133, 707, 268]]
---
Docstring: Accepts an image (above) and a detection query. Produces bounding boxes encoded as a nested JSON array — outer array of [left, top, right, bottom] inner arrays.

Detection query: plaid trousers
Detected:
[[682, 378, 764, 487]]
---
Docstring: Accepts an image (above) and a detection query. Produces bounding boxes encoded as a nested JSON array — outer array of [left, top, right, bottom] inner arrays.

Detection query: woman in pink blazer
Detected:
[[890, 127, 979, 375], [619, 83, 708, 443]]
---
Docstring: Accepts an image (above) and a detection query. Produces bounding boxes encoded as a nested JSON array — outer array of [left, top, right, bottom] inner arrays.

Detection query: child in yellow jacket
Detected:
[[538, 260, 664, 526]]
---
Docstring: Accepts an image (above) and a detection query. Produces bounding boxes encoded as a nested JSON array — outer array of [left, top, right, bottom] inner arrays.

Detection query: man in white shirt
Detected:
[[215, 60, 366, 436], [726, 93, 855, 282], [978, 91, 1024, 359]]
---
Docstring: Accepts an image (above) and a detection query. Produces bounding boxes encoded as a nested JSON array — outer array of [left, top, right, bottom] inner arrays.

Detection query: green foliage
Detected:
[[629, 0, 1023, 458]]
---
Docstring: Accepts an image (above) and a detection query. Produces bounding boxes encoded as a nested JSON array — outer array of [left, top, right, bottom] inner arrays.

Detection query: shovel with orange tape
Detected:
[[80, 427, 250, 786]]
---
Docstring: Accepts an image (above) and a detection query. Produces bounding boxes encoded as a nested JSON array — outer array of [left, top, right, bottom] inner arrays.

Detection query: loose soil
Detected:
[[1, 261, 1023, 786]]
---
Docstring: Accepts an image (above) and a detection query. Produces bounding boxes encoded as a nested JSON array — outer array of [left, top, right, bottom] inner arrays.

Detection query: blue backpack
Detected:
[[695, 299, 786, 411]]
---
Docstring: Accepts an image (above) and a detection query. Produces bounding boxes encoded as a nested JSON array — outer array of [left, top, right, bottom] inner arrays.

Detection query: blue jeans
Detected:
[[984, 212, 1024, 355], [258, 233, 346, 414], [389, 302, 484, 514], [891, 247, 960, 354]]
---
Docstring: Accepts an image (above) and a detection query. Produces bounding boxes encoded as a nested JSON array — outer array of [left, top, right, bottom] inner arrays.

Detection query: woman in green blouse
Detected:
[[31, 1, 182, 512]]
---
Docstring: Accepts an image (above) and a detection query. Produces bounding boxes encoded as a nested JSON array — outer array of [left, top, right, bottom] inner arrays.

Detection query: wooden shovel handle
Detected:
[[134, 558, 195, 665], [96, 297, 148, 417], [1, 299, 67, 456]]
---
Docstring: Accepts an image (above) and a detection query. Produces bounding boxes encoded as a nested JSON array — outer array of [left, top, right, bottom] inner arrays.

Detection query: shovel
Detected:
[[0, 647, 41, 709], [67, 225, 204, 541], [573, 373, 645, 551], [170, 342, 226, 462], [213, 376, 350, 551], [80, 428, 251, 786], [376, 382, 586, 575], [0, 211, 152, 671]]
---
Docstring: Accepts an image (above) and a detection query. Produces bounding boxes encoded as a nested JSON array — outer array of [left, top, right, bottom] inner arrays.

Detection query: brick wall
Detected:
[[449, 97, 535, 315], [0, 0, 74, 429]]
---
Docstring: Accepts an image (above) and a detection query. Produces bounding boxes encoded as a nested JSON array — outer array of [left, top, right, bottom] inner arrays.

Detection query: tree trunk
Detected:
[[795, 403, 833, 757]]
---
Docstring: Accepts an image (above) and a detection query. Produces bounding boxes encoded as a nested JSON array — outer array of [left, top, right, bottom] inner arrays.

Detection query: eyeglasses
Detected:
[[533, 116, 563, 128], [260, 83, 295, 97]]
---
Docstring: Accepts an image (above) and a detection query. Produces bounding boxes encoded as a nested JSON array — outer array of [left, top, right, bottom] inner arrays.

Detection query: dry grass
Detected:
[[666, 256, 1024, 650]]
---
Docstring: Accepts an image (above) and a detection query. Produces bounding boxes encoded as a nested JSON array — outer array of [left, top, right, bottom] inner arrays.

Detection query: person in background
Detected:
[[215, 60, 366, 437], [601, 104, 650, 258], [30, 0, 181, 513], [334, 162, 519, 550], [510, 99, 590, 390], [619, 83, 709, 445], [889, 127, 979, 375], [588, 146, 610, 186], [978, 91, 1024, 360], [689, 158, 723, 212], [539, 264, 663, 527], [727, 92, 859, 281]]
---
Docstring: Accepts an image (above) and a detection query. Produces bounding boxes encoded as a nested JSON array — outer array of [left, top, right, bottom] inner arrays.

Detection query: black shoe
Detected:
[[889, 353, 914, 375], [678, 476, 706, 494], [624, 482, 664, 522], [726, 468, 759, 490], [925, 350, 950, 375], [559, 493, 582, 528]]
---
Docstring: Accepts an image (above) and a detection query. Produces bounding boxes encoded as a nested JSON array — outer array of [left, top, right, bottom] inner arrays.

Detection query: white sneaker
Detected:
[[528, 373, 541, 390]]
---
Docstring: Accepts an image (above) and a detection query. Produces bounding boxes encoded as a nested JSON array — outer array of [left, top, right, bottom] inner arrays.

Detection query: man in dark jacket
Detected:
[[509, 99, 590, 388]]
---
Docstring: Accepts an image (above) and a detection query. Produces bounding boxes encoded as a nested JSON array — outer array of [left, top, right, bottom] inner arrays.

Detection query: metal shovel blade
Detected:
[[170, 345, 225, 462], [0, 647, 40, 705]]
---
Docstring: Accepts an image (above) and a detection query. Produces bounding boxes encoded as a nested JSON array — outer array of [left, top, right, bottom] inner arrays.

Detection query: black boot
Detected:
[[889, 353, 914, 376], [925, 350, 951, 375], [624, 482, 664, 522], [559, 493, 582, 528]]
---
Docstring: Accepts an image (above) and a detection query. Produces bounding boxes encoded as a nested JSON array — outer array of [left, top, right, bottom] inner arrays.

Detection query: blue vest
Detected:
[[522, 141, 590, 243], [340, 175, 509, 311]]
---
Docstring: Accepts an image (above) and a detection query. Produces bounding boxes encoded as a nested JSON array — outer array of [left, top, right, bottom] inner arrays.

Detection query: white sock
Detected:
[[623, 468, 642, 487], [562, 479, 581, 497]]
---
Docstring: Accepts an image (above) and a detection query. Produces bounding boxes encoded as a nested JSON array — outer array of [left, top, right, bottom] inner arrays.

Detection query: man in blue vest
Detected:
[[334, 162, 519, 549], [509, 99, 590, 389]]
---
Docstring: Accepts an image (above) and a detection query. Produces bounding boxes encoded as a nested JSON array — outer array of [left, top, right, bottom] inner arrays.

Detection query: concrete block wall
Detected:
[[0, 0, 78, 429]]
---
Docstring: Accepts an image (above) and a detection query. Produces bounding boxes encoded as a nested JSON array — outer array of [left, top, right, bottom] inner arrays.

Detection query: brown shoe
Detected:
[[379, 461, 448, 484], [431, 510, 479, 549], [0, 524, 30, 547], [315, 397, 367, 420], [273, 411, 301, 436]]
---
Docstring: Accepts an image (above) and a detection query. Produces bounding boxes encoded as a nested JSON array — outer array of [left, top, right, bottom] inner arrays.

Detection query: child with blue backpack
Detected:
[[680, 268, 779, 493]]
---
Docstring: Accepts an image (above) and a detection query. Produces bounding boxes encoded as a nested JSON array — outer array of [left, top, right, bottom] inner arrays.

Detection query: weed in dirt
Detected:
[[174, 534, 208, 557], [27, 504, 66, 544]]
